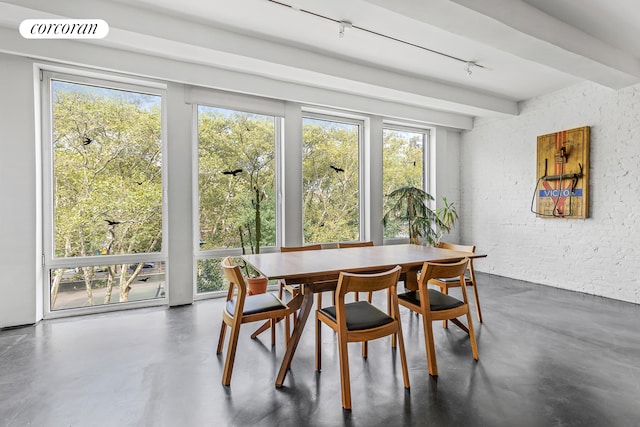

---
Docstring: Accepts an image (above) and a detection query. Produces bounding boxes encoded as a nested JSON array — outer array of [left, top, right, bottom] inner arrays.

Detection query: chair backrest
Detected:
[[419, 258, 469, 286], [336, 265, 402, 298], [338, 241, 374, 248], [221, 256, 247, 299], [438, 241, 475, 254], [280, 244, 322, 252]]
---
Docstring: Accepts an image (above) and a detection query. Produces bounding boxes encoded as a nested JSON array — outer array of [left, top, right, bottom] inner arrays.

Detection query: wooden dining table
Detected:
[[242, 243, 487, 387]]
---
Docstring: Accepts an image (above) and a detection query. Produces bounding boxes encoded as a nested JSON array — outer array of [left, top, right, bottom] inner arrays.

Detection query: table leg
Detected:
[[404, 270, 419, 291], [276, 288, 314, 387]]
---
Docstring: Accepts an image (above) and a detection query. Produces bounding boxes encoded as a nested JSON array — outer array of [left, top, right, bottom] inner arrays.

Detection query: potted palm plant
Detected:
[[436, 196, 459, 244], [383, 186, 458, 246]]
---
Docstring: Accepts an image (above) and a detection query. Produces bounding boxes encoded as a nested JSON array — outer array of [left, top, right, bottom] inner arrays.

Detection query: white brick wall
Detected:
[[461, 81, 640, 304]]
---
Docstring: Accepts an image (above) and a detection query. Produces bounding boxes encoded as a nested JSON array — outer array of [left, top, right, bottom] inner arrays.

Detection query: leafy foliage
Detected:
[[52, 89, 449, 300], [436, 196, 459, 242], [302, 118, 360, 243], [196, 258, 225, 293], [198, 108, 276, 252], [53, 84, 162, 258], [382, 129, 425, 238], [383, 186, 456, 246], [50, 81, 163, 306]]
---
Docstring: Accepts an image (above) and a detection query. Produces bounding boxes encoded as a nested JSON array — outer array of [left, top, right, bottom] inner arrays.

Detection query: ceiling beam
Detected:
[[366, 0, 640, 90]]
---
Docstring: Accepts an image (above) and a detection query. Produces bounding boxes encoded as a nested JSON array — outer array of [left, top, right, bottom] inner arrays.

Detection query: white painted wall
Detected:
[[461, 81, 640, 304], [433, 127, 462, 244], [0, 54, 38, 327], [367, 116, 384, 246], [282, 103, 303, 247], [165, 82, 194, 307]]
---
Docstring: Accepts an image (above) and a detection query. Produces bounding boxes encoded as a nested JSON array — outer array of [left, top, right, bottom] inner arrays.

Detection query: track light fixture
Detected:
[[265, 0, 484, 75], [338, 20, 352, 38], [465, 61, 476, 75]]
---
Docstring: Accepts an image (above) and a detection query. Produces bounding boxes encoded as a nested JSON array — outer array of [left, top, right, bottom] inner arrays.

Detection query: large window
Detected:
[[36, 69, 443, 318], [196, 106, 278, 293], [302, 114, 362, 244], [43, 73, 166, 312], [382, 126, 428, 239]]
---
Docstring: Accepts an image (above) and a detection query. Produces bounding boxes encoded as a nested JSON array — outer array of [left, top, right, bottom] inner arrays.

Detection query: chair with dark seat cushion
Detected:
[[278, 244, 323, 309], [398, 289, 464, 312], [251, 244, 324, 340], [316, 265, 410, 409], [225, 292, 288, 316], [319, 301, 394, 330], [216, 257, 293, 386], [397, 258, 478, 377], [429, 241, 483, 325], [337, 241, 375, 302]]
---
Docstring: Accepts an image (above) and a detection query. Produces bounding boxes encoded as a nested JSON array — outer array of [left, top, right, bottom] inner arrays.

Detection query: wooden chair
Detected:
[[278, 244, 323, 311], [336, 240, 374, 248], [429, 242, 483, 325], [337, 241, 374, 302], [397, 258, 478, 377], [316, 265, 410, 409], [216, 257, 292, 386], [251, 244, 325, 339]]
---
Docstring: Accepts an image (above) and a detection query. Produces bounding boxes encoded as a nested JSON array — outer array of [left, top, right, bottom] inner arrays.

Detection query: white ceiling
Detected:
[[524, 0, 640, 59], [1, 0, 639, 119]]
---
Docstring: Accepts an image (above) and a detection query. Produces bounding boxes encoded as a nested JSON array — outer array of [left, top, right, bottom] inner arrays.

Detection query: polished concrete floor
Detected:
[[1, 273, 639, 427]]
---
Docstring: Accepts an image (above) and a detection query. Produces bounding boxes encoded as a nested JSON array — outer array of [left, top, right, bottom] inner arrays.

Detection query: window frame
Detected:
[[193, 102, 283, 297], [301, 111, 365, 244], [41, 69, 168, 317], [382, 123, 431, 244]]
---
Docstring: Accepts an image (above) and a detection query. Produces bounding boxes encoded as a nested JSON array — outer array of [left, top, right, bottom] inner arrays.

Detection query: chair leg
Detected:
[[252, 283, 294, 339], [442, 286, 449, 329], [354, 292, 359, 302], [251, 320, 271, 339], [389, 293, 396, 348], [471, 282, 483, 323], [422, 314, 438, 377], [284, 313, 290, 346], [221, 322, 242, 386], [466, 310, 479, 361], [271, 318, 276, 347], [361, 291, 379, 355], [292, 289, 300, 324], [315, 315, 322, 371], [216, 321, 227, 354], [337, 333, 352, 409], [396, 322, 410, 389]]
